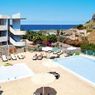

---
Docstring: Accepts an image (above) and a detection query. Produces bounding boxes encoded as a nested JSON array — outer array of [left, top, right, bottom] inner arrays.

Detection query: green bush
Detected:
[[75, 52, 80, 55], [23, 31, 57, 44], [47, 34, 57, 43], [80, 43, 95, 51], [87, 29, 93, 33], [76, 24, 86, 30]]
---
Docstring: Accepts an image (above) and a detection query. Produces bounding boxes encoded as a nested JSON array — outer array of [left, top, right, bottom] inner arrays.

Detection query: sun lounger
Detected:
[[63, 53, 68, 57], [47, 53, 55, 59], [38, 56, 43, 60], [17, 54, 25, 59], [53, 50, 61, 54], [32, 54, 38, 60], [32, 56, 38, 60], [54, 54, 60, 58], [1, 55, 8, 62], [11, 54, 17, 60], [42, 52, 47, 58], [38, 54, 43, 60], [57, 50, 63, 55]]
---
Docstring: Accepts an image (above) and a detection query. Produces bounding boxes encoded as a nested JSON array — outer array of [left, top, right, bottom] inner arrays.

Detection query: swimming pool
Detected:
[[0, 64, 34, 83], [53, 56, 95, 85]]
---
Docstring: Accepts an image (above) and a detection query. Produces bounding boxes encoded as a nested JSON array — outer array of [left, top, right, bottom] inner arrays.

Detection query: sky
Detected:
[[0, 0, 95, 24]]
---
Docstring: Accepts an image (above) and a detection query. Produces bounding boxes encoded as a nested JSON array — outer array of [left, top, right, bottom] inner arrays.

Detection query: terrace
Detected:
[[0, 49, 95, 95]]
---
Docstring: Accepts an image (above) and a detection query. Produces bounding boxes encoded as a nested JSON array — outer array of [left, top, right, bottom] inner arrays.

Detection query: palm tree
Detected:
[[56, 30, 60, 43]]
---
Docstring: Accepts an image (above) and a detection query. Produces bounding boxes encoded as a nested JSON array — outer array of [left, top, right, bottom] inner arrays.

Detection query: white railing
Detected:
[[10, 37, 25, 47], [10, 27, 26, 35], [0, 36, 7, 42], [0, 25, 7, 30]]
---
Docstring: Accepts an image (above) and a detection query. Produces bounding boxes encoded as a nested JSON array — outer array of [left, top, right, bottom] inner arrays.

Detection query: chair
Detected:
[[11, 54, 17, 60], [1, 55, 8, 62]]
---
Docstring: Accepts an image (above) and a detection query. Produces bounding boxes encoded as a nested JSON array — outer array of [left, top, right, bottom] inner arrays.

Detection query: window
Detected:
[[0, 20, 6, 25]]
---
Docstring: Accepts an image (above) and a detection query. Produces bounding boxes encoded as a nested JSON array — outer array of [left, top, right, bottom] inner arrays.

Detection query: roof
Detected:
[[0, 13, 26, 20], [0, 15, 10, 19], [11, 13, 26, 20]]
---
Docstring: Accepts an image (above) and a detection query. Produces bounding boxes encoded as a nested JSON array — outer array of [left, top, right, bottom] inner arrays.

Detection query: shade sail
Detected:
[[67, 47, 77, 50], [32, 73, 55, 86], [42, 47, 52, 51]]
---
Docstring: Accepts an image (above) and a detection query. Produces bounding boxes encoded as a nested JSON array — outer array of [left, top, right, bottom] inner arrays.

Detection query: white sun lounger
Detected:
[[32, 55, 38, 60], [1, 55, 8, 62], [11, 54, 17, 60], [17, 54, 25, 59]]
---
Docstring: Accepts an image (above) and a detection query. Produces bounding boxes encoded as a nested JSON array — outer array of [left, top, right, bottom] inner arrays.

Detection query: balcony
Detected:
[[10, 37, 25, 47], [10, 27, 26, 35], [0, 36, 7, 42], [0, 25, 7, 30]]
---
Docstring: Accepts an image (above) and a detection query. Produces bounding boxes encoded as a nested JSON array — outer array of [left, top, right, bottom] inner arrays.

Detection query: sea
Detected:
[[21, 25, 77, 31]]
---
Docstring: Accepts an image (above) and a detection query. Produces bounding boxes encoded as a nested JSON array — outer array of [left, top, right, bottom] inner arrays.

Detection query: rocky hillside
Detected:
[[61, 14, 95, 46], [84, 14, 95, 31], [84, 14, 95, 44], [87, 31, 95, 44]]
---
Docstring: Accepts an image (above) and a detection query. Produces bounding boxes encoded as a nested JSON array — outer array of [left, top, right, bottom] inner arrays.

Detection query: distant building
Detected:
[[0, 13, 26, 47]]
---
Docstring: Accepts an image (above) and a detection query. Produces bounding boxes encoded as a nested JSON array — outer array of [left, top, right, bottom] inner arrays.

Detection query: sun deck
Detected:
[[0, 52, 95, 95]]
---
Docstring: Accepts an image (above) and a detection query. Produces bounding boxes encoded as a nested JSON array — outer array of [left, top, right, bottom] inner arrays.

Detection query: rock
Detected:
[[87, 31, 95, 44], [63, 38, 83, 47]]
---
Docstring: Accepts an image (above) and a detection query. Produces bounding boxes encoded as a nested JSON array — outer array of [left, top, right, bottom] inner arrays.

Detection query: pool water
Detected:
[[53, 56, 95, 84], [0, 64, 34, 83]]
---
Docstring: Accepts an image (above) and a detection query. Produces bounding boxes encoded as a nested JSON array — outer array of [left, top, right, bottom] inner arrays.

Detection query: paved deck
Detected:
[[0, 52, 95, 95]]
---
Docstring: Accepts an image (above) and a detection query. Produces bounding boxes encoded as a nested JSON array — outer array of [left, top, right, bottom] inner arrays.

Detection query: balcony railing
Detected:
[[0, 25, 7, 30], [10, 27, 26, 35], [0, 36, 7, 42], [10, 37, 25, 47]]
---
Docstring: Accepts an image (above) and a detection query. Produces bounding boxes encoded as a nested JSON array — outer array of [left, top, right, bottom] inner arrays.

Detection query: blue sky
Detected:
[[0, 0, 95, 24]]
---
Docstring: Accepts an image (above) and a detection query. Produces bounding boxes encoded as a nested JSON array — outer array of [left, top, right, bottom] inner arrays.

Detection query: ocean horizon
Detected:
[[21, 24, 77, 31]]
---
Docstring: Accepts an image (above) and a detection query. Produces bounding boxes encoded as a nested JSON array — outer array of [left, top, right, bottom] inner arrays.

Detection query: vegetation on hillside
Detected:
[[80, 43, 95, 52], [75, 14, 95, 32], [76, 24, 86, 30], [23, 31, 57, 45]]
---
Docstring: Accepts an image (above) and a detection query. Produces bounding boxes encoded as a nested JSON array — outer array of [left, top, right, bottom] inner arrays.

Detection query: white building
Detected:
[[0, 13, 26, 47]]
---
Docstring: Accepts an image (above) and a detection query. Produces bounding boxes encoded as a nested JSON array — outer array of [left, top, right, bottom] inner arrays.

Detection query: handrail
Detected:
[[0, 25, 7, 30], [0, 36, 7, 42]]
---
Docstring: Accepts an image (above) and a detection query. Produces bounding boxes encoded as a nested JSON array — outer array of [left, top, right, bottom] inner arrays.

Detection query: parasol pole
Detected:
[[43, 86, 44, 95]]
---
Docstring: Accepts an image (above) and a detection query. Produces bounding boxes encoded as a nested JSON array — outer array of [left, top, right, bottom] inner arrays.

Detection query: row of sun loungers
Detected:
[[32, 52, 61, 60], [1, 54, 25, 62], [32, 50, 64, 60], [32, 54, 43, 60]]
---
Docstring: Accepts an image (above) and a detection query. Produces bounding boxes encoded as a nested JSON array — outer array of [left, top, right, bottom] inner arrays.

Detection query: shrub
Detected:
[[80, 43, 95, 51], [76, 24, 86, 30]]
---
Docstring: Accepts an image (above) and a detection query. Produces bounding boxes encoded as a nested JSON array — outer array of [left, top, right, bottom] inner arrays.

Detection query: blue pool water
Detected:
[[53, 56, 95, 84]]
